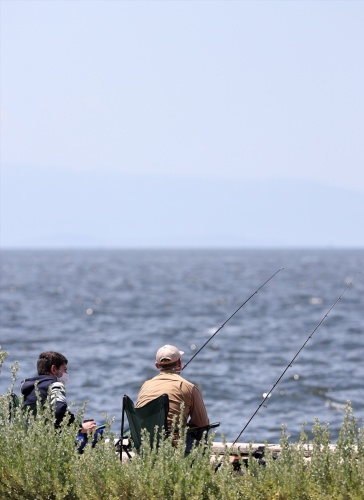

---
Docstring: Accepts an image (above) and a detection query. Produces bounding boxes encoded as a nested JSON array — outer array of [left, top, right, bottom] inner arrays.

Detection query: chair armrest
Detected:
[[187, 422, 220, 434]]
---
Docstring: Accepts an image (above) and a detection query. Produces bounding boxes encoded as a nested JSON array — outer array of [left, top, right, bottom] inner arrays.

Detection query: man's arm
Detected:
[[188, 386, 209, 428]]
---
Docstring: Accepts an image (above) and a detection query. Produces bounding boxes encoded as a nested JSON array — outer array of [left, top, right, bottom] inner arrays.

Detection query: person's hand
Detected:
[[80, 420, 97, 433]]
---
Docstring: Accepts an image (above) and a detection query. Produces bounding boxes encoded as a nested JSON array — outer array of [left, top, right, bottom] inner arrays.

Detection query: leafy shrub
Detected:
[[1, 349, 364, 499]]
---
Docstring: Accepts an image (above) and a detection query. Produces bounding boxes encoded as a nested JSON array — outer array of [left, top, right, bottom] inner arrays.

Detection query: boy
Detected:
[[21, 351, 98, 438]]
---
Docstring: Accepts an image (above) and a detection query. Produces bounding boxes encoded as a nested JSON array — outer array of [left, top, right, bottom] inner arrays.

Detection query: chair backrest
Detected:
[[121, 394, 169, 452], [8, 392, 20, 422], [10, 393, 20, 408]]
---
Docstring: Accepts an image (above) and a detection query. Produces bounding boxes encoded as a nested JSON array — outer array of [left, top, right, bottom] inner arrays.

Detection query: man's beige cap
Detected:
[[156, 345, 184, 365]]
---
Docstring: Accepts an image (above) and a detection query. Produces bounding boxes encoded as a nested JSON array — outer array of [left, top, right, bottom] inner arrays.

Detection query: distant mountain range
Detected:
[[1, 166, 363, 248]]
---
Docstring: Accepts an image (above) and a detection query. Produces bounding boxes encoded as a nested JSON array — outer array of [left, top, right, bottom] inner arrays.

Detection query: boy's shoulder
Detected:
[[49, 380, 66, 392]]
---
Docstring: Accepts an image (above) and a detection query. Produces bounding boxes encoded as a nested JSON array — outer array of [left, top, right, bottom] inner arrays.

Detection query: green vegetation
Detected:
[[1, 349, 364, 499]]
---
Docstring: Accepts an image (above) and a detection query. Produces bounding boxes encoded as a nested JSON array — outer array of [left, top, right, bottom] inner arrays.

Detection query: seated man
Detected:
[[21, 351, 102, 450], [136, 344, 209, 453]]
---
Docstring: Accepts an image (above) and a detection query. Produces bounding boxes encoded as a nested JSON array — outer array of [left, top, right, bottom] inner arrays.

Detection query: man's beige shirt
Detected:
[[136, 371, 209, 430]]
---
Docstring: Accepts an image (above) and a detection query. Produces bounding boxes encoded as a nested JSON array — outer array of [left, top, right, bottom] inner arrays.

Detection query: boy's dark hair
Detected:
[[37, 351, 68, 375]]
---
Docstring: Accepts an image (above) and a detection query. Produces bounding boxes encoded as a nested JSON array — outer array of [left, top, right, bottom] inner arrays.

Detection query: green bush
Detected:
[[1, 350, 364, 499]]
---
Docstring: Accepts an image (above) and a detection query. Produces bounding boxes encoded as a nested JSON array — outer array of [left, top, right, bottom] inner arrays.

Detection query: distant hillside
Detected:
[[1, 166, 363, 248]]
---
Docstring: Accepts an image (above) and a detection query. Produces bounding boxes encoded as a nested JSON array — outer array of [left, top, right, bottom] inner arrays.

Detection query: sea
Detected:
[[0, 248, 363, 444]]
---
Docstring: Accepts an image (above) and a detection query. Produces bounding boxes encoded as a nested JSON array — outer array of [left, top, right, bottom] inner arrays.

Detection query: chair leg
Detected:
[[120, 397, 126, 461], [116, 437, 132, 461]]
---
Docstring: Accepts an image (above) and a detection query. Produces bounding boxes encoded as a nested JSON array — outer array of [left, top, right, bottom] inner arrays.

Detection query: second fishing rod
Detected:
[[230, 271, 361, 448], [182, 268, 284, 371], [211, 272, 360, 473]]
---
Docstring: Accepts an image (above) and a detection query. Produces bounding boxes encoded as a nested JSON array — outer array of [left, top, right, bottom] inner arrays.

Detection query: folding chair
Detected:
[[120, 393, 169, 461]]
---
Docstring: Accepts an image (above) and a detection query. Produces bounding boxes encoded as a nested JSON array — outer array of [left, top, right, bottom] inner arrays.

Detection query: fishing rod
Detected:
[[230, 271, 360, 449], [182, 268, 284, 371]]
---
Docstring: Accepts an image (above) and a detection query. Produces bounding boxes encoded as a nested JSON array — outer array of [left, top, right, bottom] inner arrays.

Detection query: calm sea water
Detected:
[[0, 249, 363, 443]]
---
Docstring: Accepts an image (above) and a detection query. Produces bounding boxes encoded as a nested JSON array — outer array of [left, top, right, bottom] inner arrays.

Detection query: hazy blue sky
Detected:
[[1, 0, 363, 248]]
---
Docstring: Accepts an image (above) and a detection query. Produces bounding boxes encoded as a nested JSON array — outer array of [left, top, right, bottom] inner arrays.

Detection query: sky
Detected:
[[1, 0, 363, 248]]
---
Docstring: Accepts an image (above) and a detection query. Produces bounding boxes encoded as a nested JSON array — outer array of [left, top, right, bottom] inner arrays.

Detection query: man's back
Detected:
[[136, 371, 209, 430]]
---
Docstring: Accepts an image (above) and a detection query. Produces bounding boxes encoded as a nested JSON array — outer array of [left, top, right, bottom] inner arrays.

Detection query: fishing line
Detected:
[[182, 268, 284, 371], [230, 271, 360, 448]]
